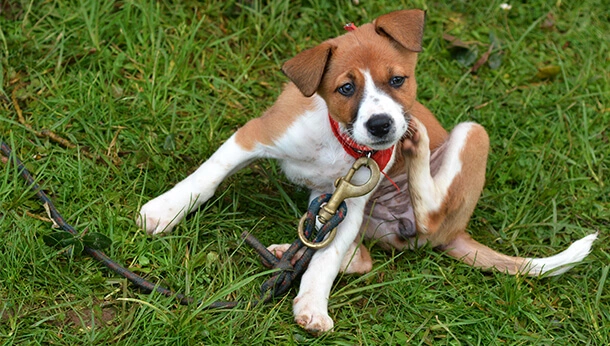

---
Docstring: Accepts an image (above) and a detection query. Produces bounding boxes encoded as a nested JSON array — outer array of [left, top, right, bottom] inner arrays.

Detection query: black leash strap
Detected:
[[243, 194, 347, 300], [0, 141, 214, 306], [0, 141, 347, 308]]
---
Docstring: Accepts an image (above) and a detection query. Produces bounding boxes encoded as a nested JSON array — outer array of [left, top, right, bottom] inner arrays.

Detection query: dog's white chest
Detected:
[[265, 105, 367, 193]]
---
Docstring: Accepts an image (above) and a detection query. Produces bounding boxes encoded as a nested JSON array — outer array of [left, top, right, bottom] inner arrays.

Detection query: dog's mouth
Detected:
[[344, 127, 390, 150], [345, 131, 402, 152], [364, 138, 397, 150]]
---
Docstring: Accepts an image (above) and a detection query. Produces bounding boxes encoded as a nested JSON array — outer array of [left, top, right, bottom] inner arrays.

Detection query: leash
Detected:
[[0, 140, 356, 309], [0, 141, 220, 306], [243, 193, 347, 298]]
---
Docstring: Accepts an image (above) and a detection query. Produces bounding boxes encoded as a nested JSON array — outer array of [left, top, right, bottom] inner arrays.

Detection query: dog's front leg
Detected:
[[293, 195, 368, 334], [138, 133, 262, 235]]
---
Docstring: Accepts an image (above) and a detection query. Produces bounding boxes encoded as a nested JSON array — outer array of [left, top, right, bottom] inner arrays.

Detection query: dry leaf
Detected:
[[471, 44, 494, 73], [541, 12, 555, 30], [44, 202, 60, 228], [443, 33, 470, 49], [535, 65, 561, 79]]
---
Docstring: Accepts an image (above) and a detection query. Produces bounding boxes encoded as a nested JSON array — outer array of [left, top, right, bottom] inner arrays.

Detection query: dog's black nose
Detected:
[[366, 114, 393, 138]]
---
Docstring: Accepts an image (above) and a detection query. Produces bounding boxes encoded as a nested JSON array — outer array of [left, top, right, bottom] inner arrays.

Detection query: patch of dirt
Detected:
[[0, 0, 22, 20], [57, 304, 118, 329], [0, 307, 15, 322]]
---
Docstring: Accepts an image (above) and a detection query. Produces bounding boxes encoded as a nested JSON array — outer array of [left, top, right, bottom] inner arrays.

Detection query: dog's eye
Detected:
[[337, 83, 355, 96], [389, 76, 406, 88]]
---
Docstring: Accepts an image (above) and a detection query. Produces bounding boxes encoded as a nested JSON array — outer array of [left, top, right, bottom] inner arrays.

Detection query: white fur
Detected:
[[526, 233, 598, 276], [269, 96, 361, 192]]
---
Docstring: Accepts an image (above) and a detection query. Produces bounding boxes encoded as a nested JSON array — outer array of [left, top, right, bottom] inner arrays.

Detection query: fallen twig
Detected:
[[10, 86, 121, 166]]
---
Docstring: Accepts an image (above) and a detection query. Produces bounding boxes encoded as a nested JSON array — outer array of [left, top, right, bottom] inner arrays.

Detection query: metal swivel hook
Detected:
[[298, 157, 381, 249]]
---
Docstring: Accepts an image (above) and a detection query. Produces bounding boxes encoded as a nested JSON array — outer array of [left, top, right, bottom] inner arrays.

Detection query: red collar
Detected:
[[328, 113, 394, 171]]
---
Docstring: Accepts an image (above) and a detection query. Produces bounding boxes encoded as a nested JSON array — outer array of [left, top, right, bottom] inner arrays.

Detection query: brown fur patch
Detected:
[[373, 10, 426, 52], [282, 43, 333, 97], [234, 83, 316, 150], [442, 233, 524, 274], [341, 244, 373, 274]]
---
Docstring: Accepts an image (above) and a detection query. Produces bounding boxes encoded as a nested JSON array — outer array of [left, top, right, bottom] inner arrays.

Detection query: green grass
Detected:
[[1, 0, 608, 344]]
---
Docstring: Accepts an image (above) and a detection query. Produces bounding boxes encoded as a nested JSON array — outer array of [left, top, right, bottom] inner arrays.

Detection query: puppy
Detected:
[[138, 10, 596, 333]]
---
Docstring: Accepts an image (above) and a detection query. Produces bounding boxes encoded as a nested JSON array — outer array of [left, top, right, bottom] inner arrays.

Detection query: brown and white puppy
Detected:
[[138, 10, 597, 334]]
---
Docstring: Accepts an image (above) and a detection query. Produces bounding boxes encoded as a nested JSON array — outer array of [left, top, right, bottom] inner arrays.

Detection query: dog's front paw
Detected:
[[295, 311, 334, 335], [293, 295, 334, 334], [137, 193, 192, 235]]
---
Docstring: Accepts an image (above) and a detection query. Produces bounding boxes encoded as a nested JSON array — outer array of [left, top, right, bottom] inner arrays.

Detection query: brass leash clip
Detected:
[[298, 157, 381, 249]]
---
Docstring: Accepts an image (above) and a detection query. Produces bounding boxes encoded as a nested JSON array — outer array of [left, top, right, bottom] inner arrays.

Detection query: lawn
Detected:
[[1, 0, 608, 344]]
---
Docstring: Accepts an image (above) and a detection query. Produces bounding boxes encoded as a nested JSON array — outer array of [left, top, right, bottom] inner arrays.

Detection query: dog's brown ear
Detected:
[[282, 43, 333, 97], [374, 9, 426, 52]]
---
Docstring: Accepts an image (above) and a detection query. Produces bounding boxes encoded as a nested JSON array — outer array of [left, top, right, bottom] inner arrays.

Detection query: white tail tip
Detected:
[[526, 233, 598, 276]]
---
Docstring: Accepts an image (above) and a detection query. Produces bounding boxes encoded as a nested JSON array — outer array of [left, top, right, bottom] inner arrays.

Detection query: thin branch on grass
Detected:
[[10, 86, 122, 166]]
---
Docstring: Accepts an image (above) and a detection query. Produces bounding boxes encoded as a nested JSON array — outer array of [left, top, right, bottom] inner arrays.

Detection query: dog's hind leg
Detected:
[[402, 117, 489, 246], [403, 117, 596, 275], [440, 232, 597, 276]]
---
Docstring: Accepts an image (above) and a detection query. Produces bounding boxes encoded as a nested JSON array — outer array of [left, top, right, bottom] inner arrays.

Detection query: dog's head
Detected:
[[282, 9, 425, 150]]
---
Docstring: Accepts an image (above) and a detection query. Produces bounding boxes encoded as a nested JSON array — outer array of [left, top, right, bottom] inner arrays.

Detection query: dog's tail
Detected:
[[442, 232, 598, 276]]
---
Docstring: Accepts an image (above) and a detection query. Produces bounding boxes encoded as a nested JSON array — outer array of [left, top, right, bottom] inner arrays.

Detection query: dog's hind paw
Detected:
[[266, 243, 291, 259], [401, 117, 429, 158], [266, 243, 306, 265]]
